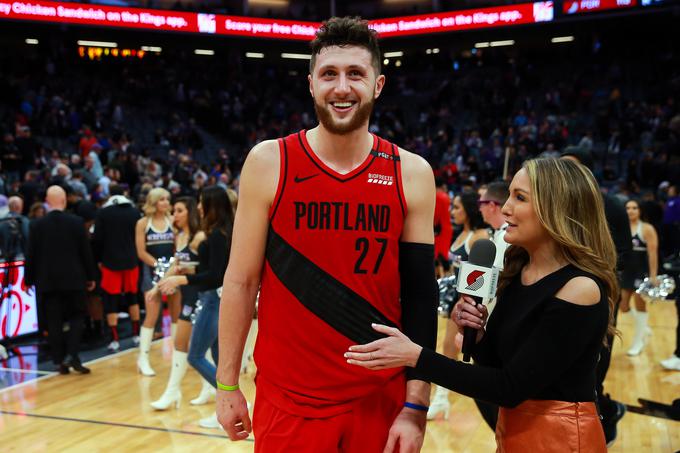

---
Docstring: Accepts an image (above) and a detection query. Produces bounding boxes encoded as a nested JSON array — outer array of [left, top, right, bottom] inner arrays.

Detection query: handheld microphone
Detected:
[[456, 239, 498, 362]]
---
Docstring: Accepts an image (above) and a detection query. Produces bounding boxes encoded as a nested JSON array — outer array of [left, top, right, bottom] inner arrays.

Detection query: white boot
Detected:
[[191, 379, 216, 405], [137, 326, 156, 376], [151, 350, 187, 410], [171, 322, 177, 342], [427, 385, 450, 420], [191, 350, 216, 405], [199, 403, 252, 429], [627, 311, 649, 356], [199, 412, 221, 429]]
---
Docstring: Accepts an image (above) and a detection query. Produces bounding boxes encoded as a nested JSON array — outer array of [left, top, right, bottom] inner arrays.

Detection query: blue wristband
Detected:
[[404, 402, 429, 412]]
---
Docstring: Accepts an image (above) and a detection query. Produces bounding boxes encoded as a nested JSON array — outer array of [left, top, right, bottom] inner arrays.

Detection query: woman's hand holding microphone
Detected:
[[452, 295, 489, 352]]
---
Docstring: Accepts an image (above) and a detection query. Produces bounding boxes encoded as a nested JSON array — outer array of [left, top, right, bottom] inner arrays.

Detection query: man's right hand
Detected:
[[216, 388, 252, 441]]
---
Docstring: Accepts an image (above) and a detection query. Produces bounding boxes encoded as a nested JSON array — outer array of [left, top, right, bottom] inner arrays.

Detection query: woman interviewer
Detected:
[[346, 158, 616, 452]]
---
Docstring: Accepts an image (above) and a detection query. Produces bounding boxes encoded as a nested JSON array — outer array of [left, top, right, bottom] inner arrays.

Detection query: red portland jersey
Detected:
[[255, 130, 407, 417]]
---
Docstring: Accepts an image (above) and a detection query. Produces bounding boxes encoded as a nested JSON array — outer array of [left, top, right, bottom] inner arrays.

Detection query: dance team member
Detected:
[[158, 186, 235, 427], [150, 196, 207, 409], [135, 187, 178, 376]]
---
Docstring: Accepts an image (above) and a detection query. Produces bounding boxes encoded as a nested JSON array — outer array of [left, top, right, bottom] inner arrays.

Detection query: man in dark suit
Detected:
[[24, 186, 97, 374]]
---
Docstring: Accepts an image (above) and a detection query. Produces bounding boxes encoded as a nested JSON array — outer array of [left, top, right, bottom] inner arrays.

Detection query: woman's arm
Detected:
[[186, 230, 229, 289], [348, 277, 605, 408], [644, 223, 659, 281], [135, 218, 156, 267]]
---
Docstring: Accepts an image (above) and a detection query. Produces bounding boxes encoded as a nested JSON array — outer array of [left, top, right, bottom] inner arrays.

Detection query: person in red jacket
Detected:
[[433, 177, 453, 278]]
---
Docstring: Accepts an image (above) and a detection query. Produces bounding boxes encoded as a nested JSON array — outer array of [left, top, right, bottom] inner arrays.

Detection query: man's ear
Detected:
[[374, 74, 386, 99]]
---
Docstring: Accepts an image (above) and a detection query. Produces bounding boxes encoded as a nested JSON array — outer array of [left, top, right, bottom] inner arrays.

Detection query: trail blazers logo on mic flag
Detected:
[[456, 262, 499, 299], [465, 270, 485, 291]]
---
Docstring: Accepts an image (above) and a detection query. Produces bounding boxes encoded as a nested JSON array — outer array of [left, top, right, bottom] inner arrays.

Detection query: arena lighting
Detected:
[[194, 49, 214, 55], [432, 48, 440, 53], [141, 45, 162, 52], [245, 52, 265, 58], [551, 36, 575, 43], [383, 58, 390, 65], [490, 40, 514, 47], [475, 42, 490, 48], [78, 45, 146, 59], [281, 52, 311, 60], [77, 40, 117, 47], [395, 60, 402, 67], [248, 0, 288, 6], [25, 38, 39, 44], [383, 51, 404, 58]]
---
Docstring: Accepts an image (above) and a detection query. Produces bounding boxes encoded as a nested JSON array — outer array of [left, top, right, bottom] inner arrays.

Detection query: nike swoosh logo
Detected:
[[294, 174, 319, 183]]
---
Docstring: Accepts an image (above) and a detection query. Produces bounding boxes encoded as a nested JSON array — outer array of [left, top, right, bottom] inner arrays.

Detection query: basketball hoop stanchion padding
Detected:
[[0, 261, 39, 355]]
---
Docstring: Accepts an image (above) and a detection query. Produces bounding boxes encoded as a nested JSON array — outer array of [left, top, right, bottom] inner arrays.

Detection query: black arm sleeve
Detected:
[[186, 230, 229, 290], [399, 242, 438, 382], [414, 299, 606, 407]]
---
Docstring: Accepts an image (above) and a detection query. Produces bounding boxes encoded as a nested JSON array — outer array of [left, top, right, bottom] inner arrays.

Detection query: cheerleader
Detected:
[[621, 199, 658, 356]]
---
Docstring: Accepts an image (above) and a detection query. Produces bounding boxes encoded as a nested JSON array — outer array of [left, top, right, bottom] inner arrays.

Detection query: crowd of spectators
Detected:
[[0, 30, 679, 262]]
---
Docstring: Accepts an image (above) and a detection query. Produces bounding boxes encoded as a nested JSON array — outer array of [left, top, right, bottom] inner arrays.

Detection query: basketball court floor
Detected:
[[1, 302, 678, 452]]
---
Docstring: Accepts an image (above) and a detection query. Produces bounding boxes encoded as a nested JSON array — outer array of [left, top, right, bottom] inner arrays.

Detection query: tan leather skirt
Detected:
[[495, 400, 607, 453]]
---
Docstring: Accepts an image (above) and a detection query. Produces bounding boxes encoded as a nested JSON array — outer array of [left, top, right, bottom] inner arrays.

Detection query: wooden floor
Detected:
[[1, 301, 678, 452]]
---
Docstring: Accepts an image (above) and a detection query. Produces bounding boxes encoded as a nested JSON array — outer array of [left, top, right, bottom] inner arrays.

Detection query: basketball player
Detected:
[[215, 17, 438, 452]]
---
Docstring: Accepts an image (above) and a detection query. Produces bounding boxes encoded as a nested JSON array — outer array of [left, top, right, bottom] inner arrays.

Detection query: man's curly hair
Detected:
[[309, 16, 381, 76]]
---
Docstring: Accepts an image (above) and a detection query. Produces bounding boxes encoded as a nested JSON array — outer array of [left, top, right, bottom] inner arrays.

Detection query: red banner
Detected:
[[0, 1, 318, 39], [369, 2, 554, 38], [563, 0, 637, 14], [0, 0, 555, 40]]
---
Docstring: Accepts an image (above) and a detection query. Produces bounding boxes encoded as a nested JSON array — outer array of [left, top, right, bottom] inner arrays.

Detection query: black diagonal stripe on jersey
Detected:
[[266, 227, 398, 344]]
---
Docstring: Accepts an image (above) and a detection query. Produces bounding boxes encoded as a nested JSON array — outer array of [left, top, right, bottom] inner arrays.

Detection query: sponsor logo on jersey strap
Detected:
[[294, 173, 319, 183], [367, 173, 394, 185], [465, 270, 485, 291]]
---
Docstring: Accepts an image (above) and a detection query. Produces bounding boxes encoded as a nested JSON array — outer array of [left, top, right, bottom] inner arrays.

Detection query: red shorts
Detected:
[[253, 374, 405, 453], [100, 266, 139, 295]]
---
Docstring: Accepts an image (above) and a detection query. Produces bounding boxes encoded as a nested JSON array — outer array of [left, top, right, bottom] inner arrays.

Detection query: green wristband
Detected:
[[216, 380, 239, 391]]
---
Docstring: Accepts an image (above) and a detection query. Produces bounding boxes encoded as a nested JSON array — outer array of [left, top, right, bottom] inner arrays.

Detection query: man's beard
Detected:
[[314, 97, 375, 135]]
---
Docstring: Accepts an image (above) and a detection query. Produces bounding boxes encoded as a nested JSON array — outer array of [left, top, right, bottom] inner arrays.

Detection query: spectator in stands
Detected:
[[19, 171, 42, 216], [28, 202, 46, 219]]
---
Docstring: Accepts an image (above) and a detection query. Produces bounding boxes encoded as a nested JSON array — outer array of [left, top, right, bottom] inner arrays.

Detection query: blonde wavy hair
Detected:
[[142, 187, 171, 217], [499, 158, 619, 342]]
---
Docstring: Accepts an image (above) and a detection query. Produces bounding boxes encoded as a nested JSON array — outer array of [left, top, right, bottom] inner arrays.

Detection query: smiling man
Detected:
[[214, 17, 438, 453]]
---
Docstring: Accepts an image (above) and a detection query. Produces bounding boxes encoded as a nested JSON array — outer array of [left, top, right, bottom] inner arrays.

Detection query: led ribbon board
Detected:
[[0, 0, 554, 40], [563, 0, 637, 15]]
